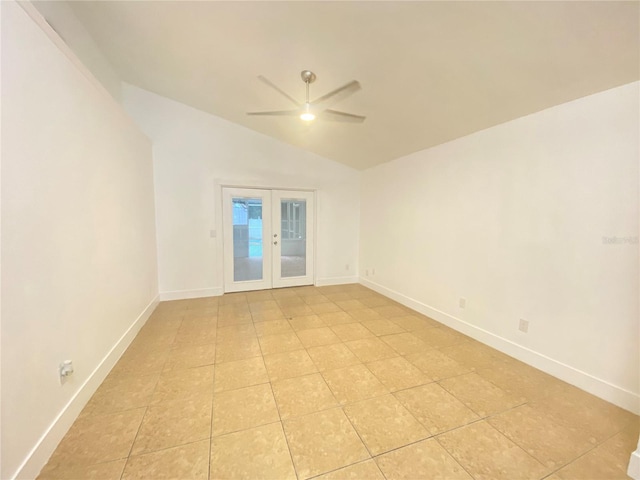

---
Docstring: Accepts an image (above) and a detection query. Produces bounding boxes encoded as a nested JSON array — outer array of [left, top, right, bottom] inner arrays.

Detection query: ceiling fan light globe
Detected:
[[300, 112, 316, 121]]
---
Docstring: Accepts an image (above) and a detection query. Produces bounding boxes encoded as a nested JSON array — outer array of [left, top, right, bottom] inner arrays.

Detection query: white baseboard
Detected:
[[359, 278, 640, 415], [159, 282, 361, 299], [14, 295, 160, 480], [159, 287, 223, 301], [315, 276, 359, 287], [629, 447, 640, 480]]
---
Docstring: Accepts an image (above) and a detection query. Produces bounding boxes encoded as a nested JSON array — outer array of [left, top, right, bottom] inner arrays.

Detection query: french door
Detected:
[[222, 187, 314, 293]]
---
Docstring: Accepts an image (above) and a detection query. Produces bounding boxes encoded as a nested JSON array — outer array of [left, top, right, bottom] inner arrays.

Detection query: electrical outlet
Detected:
[[459, 297, 466, 309], [372, 268, 376, 275], [519, 319, 529, 333], [59, 360, 74, 385], [345, 264, 350, 271], [365, 269, 370, 277]]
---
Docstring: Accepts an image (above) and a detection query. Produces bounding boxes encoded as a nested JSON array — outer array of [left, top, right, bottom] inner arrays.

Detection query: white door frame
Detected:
[[220, 184, 316, 293]]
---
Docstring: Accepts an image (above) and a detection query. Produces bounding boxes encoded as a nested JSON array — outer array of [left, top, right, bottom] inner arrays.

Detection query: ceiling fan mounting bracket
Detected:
[[300, 70, 317, 84]]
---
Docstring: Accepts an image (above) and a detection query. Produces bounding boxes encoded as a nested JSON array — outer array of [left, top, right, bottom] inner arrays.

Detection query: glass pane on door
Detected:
[[232, 197, 263, 281], [280, 199, 306, 278]]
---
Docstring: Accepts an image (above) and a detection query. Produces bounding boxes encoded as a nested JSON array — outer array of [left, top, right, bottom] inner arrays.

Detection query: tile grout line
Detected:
[[116, 307, 188, 480], [208, 309, 218, 480], [260, 286, 317, 480], [432, 434, 478, 480], [340, 400, 375, 461], [485, 400, 629, 479], [254, 311, 300, 480], [266, 383, 300, 480], [305, 458, 388, 480], [480, 417, 550, 473], [272, 290, 374, 479], [435, 372, 525, 420]]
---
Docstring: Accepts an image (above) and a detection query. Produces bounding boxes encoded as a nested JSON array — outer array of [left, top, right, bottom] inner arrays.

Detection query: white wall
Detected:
[[360, 82, 639, 412], [31, 0, 122, 101], [1, 3, 158, 478], [122, 85, 360, 299]]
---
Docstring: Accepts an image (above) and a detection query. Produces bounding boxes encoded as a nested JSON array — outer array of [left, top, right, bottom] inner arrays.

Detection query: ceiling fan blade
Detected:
[[247, 109, 301, 116], [319, 109, 366, 123], [257, 76, 300, 107], [311, 80, 361, 110]]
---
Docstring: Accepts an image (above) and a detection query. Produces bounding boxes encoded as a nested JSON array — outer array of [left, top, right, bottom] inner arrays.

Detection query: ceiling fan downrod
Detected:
[[300, 70, 317, 121]]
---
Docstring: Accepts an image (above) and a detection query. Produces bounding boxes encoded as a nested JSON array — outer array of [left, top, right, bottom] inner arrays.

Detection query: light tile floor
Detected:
[[38, 284, 639, 480]]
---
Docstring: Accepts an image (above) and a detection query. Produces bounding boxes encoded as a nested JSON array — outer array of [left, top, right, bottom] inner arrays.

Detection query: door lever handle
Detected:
[[274, 241, 278, 245]]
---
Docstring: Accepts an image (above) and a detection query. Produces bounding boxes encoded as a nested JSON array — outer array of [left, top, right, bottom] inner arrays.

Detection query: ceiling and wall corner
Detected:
[[66, 1, 639, 170], [31, 0, 123, 101]]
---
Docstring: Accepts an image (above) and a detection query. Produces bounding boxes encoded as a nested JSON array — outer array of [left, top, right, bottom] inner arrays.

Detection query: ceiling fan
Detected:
[[247, 70, 365, 123]]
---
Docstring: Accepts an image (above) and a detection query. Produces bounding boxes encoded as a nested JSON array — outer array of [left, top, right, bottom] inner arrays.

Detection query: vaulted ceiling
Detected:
[[68, 1, 639, 170]]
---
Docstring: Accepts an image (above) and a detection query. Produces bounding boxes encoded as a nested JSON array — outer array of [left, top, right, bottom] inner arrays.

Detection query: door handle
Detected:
[[273, 241, 278, 245]]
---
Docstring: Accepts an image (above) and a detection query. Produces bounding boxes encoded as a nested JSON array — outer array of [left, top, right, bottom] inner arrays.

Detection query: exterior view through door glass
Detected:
[[232, 197, 264, 282], [280, 199, 306, 277], [223, 188, 272, 293], [272, 190, 314, 288], [223, 187, 314, 292]]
